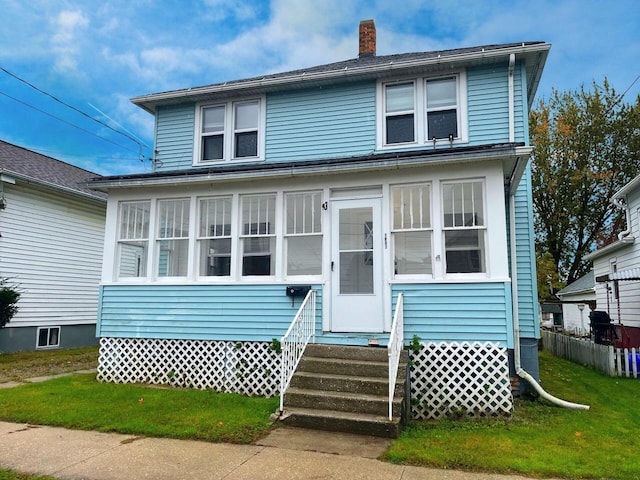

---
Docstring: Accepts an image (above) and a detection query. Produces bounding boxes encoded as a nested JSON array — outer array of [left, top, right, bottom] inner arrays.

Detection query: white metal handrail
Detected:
[[387, 293, 404, 421], [279, 289, 316, 412]]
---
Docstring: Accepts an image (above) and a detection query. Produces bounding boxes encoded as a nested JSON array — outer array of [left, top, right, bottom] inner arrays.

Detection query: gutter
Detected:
[[0, 169, 106, 204], [88, 143, 531, 191], [132, 43, 550, 113]]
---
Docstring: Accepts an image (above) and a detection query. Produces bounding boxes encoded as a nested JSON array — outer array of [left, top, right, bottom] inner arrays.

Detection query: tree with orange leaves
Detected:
[[530, 78, 640, 287]]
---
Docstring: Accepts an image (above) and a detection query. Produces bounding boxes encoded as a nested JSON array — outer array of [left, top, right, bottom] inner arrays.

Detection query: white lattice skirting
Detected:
[[410, 342, 514, 419], [97, 338, 281, 397]]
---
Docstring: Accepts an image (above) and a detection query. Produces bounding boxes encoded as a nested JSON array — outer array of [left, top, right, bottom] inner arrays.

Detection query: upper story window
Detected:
[[195, 97, 264, 165], [385, 82, 415, 144], [442, 180, 485, 274], [378, 72, 467, 149], [117, 201, 150, 278], [426, 77, 458, 140]]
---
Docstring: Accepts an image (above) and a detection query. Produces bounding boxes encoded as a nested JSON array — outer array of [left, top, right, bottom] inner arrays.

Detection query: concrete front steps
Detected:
[[280, 344, 408, 438]]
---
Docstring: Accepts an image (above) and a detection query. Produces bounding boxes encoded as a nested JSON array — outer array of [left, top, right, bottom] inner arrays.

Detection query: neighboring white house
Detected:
[[585, 173, 640, 348], [555, 270, 595, 336], [0, 140, 107, 352]]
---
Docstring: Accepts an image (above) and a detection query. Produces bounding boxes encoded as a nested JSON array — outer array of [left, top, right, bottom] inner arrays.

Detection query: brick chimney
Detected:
[[359, 19, 376, 57]]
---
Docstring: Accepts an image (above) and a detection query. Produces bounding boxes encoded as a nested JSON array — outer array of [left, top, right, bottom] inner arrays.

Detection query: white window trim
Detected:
[[193, 95, 266, 165], [284, 191, 324, 280], [376, 71, 468, 150], [36, 326, 61, 349], [239, 192, 278, 280], [116, 200, 151, 281], [390, 183, 434, 281], [154, 198, 191, 280], [441, 178, 487, 278], [114, 189, 326, 284], [196, 195, 233, 280]]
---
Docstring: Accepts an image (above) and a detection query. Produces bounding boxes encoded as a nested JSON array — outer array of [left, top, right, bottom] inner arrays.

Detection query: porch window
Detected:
[[442, 180, 486, 274], [241, 194, 276, 276], [117, 200, 150, 278], [285, 192, 322, 276], [198, 196, 232, 277], [391, 184, 432, 275], [157, 199, 190, 277], [384, 82, 415, 145]]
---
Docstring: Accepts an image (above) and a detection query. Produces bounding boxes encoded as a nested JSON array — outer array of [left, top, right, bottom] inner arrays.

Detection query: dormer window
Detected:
[[378, 72, 467, 149], [195, 97, 264, 164]]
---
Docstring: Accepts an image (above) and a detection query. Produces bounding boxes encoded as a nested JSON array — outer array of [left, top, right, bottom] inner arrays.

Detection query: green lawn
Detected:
[[0, 470, 55, 480], [0, 374, 278, 444], [1, 348, 640, 478], [386, 350, 640, 479]]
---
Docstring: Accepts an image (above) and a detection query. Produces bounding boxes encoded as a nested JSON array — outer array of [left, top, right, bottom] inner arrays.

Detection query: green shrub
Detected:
[[0, 278, 20, 328]]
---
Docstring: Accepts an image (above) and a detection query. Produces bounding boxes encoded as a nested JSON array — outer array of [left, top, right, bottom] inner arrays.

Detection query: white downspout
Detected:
[[509, 182, 589, 410], [508, 54, 515, 143], [612, 197, 632, 242]]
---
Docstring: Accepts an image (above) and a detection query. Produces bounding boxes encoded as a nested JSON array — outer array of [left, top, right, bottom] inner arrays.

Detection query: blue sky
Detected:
[[0, 0, 638, 176]]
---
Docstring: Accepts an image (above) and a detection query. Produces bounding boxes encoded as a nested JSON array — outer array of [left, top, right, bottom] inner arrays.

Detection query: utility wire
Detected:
[[0, 90, 140, 154], [0, 65, 149, 157], [619, 73, 640, 101]]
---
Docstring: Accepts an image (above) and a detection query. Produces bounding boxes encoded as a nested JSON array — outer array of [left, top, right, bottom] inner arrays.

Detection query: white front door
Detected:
[[330, 197, 384, 332]]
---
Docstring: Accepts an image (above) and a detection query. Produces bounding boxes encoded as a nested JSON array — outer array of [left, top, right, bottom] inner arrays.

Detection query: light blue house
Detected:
[[90, 21, 549, 430]]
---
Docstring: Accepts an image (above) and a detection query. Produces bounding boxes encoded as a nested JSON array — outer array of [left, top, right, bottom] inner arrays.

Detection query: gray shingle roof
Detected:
[[0, 140, 106, 201], [557, 271, 595, 296], [132, 41, 550, 113]]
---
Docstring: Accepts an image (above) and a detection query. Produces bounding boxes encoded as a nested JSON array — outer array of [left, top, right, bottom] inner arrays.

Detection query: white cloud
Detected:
[[50, 9, 90, 75]]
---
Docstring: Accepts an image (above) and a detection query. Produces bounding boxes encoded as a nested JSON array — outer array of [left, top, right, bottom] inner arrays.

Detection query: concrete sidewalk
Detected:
[[0, 421, 553, 480]]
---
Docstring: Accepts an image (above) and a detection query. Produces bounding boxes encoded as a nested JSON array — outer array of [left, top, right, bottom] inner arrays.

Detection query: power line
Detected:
[[0, 65, 150, 157], [619, 73, 640, 101], [0, 90, 140, 154]]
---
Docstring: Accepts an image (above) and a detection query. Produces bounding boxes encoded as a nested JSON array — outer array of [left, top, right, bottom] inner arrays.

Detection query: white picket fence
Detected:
[[542, 330, 640, 379]]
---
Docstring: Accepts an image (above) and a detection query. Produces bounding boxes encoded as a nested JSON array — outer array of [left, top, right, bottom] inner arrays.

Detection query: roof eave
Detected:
[[88, 144, 531, 191], [131, 43, 550, 114], [0, 169, 107, 204], [584, 237, 635, 261], [613, 173, 640, 200]]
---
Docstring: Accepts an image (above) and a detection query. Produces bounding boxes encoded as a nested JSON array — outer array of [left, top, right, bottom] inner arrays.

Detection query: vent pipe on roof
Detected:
[[359, 19, 376, 57]]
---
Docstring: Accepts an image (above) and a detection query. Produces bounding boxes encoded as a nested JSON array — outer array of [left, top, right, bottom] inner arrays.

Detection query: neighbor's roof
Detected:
[[612, 172, 640, 200], [557, 271, 595, 297], [596, 267, 640, 283], [0, 140, 106, 202], [132, 41, 550, 114]]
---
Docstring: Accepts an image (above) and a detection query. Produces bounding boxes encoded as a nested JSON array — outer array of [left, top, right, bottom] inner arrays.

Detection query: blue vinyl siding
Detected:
[[391, 282, 513, 348], [266, 82, 376, 161], [467, 64, 510, 145], [98, 284, 322, 341], [154, 104, 196, 172], [150, 62, 525, 171], [514, 63, 526, 142], [513, 166, 539, 339]]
